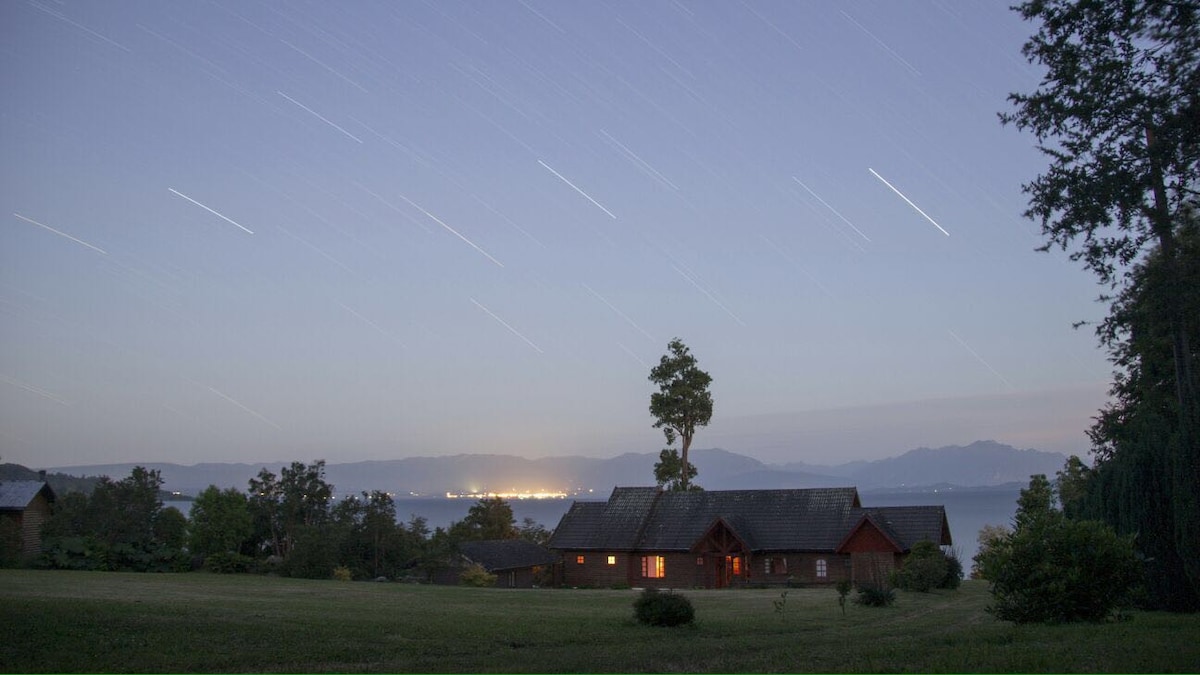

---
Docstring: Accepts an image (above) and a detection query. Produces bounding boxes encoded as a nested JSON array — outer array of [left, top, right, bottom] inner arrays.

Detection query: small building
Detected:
[[549, 486, 950, 589], [441, 539, 558, 588], [0, 480, 57, 558]]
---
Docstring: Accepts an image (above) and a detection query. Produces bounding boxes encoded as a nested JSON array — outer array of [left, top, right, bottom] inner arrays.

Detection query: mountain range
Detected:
[[43, 440, 1070, 498]]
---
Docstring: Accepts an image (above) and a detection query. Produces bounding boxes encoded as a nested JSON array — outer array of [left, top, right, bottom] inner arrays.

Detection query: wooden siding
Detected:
[[558, 550, 863, 588], [19, 492, 52, 556]]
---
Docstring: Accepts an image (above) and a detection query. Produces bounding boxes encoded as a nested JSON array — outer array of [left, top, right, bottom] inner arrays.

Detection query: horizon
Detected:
[[3, 3, 1112, 470]]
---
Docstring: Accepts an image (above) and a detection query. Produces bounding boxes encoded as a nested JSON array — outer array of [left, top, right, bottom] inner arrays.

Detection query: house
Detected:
[[548, 486, 950, 589], [0, 480, 57, 558], [435, 539, 558, 588]]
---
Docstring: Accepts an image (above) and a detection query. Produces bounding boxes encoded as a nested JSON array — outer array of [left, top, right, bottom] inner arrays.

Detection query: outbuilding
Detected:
[[0, 480, 57, 558]]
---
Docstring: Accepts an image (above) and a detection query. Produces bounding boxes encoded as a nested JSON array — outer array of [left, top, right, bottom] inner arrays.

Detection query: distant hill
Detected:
[[44, 441, 1070, 497]]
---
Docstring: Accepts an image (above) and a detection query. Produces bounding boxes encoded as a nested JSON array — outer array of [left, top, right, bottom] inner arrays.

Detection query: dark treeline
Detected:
[[32, 460, 550, 580]]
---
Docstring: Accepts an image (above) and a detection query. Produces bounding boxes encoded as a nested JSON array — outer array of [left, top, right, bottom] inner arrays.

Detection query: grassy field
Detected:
[[3, 570, 1198, 673]]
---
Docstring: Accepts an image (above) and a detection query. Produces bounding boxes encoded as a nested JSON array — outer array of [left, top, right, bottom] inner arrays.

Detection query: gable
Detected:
[[836, 515, 903, 554]]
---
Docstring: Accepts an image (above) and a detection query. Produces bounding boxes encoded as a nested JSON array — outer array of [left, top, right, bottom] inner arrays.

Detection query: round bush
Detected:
[[633, 588, 695, 626]]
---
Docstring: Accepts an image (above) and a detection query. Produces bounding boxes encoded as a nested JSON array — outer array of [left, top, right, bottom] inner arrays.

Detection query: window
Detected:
[[816, 558, 827, 578], [765, 557, 787, 575], [696, 556, 704, 566], [607, 555, 616, 566], [641, 555, 666, 578], [576, 555, 585, 565], [731, 556, 741, 576]]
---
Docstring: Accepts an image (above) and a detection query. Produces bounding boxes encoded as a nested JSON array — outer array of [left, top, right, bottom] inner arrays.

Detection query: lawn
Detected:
[[3, 570, 1198, 673]]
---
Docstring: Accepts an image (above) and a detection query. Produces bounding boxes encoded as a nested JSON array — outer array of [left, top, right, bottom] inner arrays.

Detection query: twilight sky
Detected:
[[1, 1, 1113, 470]]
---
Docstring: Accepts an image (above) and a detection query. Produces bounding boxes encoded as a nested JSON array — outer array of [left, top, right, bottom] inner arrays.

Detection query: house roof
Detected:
[[546, 486, 952, 554], [458, 539, 557, 572], [0, 481, 55, 511], [854, 505, 952, 549]]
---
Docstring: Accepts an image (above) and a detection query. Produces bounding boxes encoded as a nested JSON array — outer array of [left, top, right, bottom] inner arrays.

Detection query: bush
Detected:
[[459, 563, 497, 587], [854, 584, 896, 607], [940, 548, 963, 589], [976, 516, 1140, 623], [633, 588, 695, 626], [893, 541, 949, 592], [204, 551, 256, 574], [332, 566, 353, 581]]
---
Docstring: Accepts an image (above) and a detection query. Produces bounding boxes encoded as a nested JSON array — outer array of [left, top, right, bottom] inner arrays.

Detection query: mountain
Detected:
[[44, 441, 1068, 497], [833, 440, 1071, 489]]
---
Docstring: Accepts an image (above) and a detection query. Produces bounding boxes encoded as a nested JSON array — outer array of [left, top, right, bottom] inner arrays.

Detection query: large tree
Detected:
[[649, 338, 713, 491], [1004, 0, 1200, 609], [449, 497, 517, 541], [188, 485, 253, 558]]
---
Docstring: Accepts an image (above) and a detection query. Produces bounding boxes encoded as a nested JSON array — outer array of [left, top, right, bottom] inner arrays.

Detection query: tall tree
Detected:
[[449, 497, 517, 541], [188, 486, 253, 557], [648, 338, 713, 491], [247, 460, 333, 560], [1004, 0, 1200, 609]]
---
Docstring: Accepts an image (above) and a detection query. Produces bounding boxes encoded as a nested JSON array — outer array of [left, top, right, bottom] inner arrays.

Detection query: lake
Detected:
[[165, 487, 1020, 565]]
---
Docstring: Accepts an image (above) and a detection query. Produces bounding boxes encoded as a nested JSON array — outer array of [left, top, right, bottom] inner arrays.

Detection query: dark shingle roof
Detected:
[[639, 488, 863, 551], [854, 506, 951, 550], [0, 481, 53, 510], [550, 486, 876, 552], [548, 486, 660, 550], [458, 539, 556, 572]]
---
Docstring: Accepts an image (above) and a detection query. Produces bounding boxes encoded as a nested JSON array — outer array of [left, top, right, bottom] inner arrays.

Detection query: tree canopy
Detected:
[[648, 338, 712, 491], [1005, 0, 1200, 610]]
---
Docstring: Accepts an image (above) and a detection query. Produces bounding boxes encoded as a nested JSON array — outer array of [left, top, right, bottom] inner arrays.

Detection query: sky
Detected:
[[1, 1, 1115, 470]]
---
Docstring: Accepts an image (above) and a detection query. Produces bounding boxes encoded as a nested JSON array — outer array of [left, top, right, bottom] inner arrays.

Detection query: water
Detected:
[[167, 488, 1020, 564]]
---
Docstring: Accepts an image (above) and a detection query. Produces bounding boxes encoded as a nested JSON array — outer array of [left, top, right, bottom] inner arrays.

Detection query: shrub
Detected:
[[940, 548, 963, 589], [854, 584, 896, 607], [633, 588, 695, 627], [976, 516, 1140, 623], [836, 579, 853, 615], [893, 541, 948, 592], [204, 551, 255, 574], [332, 566, 353, 581], [459, 563, 497, 587]]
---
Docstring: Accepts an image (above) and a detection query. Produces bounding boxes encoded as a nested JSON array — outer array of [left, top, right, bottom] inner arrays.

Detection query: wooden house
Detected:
[[548, 486, 950, 589], [0, 480, 56, 558], [430, 539, 558, 587]]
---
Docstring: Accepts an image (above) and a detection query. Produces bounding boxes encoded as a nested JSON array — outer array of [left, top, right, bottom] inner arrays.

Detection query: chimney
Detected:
[[38, 470, 46, 482]]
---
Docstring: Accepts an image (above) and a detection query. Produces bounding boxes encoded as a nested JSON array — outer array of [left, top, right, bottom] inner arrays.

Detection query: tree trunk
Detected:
[[680, 433, 692, 491]]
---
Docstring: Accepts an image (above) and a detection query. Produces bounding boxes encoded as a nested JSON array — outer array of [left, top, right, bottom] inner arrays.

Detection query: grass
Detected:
[[3, 570, 1198, 673]]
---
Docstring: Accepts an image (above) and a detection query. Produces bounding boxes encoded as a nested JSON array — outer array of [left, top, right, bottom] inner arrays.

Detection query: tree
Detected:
[[975, 475, 1140, 623], [648, 338, 713, 491], [188, 486, 252, 558], [1003, 0, 1200, 608], [246, 460, 333, 560], [449, 497, 517, 541], [516, 517, 551, 546], [39, 467, 187, 572]]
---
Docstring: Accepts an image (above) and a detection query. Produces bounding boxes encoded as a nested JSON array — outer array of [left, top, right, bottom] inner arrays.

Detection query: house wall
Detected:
[[560, 551, 633, 588], [748, 553, 852, 585], [18, 492, 52, 556]]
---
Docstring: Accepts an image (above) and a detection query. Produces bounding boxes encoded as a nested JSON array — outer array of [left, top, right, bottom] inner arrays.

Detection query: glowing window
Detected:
[[607, 555, 616, 566], [732, 556, 741, 575], [816, 558, 827, 578], [640, 556, 666, 578], [576, 555, 585, 565]]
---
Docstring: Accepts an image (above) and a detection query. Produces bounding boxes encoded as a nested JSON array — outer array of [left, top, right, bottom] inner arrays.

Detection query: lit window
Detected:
[[732, 556, 741, 575], [607, 555, 616, 566], [696, 556, 704, 566], [576, 555, 585, 565], [816, 558, 827, 578], [641, 556, 666, 578]]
